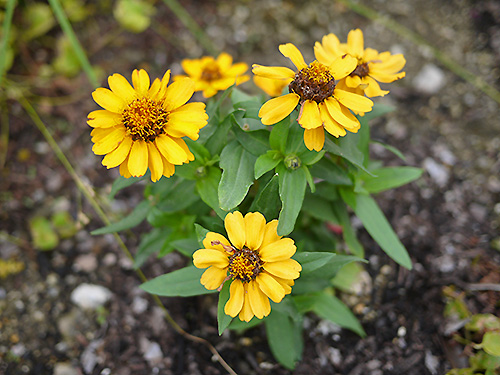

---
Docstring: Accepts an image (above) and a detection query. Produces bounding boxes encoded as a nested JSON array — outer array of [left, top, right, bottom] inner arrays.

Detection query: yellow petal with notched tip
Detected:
[[203, 232, 231, 252], [247, 281, 271, 319], [155, 134, 188, 165], [193, 249, 229, 269], [334, 89, 373, 112], [298, 100, 322, 129], [260, 220, 282, 249], [279, 43, 307, 70], [244, 212, 266, 250], [108, 73, 136, 103], [329, 54, 357, 80], [256, 272, 286, 303], [224, 211, 245, 250], [319, 102, 347, 137], [119, 156, 132, 178], [200, 266, 227, 290], [132, 69, 150, 94], [263, 259, 301, 280], [147, 142, 164, 182], [259, 238, 296, 263], [128, 140, 148, 177], [92, 88, 126, 113], [324, 97, 360, 130], [163, 78, 195, 111], [304, 127, 325, 151], [92, 127, 126, 155], [87, 110, 122, 128], [102, 136, 132, 168], [347, 29, 364, 58], [225, 280, 244, 317], [252, 65, 296, 80], [259, 93, 299, 125]]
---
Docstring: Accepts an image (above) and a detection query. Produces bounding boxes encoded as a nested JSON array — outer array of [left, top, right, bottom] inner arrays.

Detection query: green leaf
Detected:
[[52, 36, 81, 77], [91, 200, 151, 235], [194, 223, 211, 248], [133, 228, 168, 269], [232, 123, 270, 156], [361, 102, 395, 122], [218, 282, 232, 335], [29, 216, 59, 251], [309, 158, 352, 186], [230, 87, 255, 104], [51, 211, 78, 238], [249, 174, 281, 220], [265, 305, 303, 369], [303, 165, 315, 193], [23, 3, 55, 41], [371, 140, 406, 161], [285, 118, 306, 154], [301, 195, 338, 223], [340, 189, 412, 269], [299, 149, 325, 166], [228, 317, 262, 332], [170, 238, 199, 257], [269, 117, 290, 152], [361, 167, 423, 194], [324, 137, 373, 175], [277, 167, 307, 236], [311, 292, 366, 337], [205, 115, 232, 156], [156, 179, 199, 212], [254, 151, 282, 179], [331, 201, 364, 257], [196, 167, 226, 219], [113, 0, 155, 33], [109, 175, 146, 199], [294, 252, 365, 277], [483, 331, 500, 357], [218, 141, 257, 210], [140, 267, 215, 297]]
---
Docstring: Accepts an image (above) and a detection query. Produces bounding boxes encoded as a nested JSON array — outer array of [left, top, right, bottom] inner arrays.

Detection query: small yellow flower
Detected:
[[175, 52, 250, 98], [193, 212, 301, 322], [88, 69, 208, 182], [253, 75, 292, 97], [314, 29, 406, 98], [252, 43, 373, 152]]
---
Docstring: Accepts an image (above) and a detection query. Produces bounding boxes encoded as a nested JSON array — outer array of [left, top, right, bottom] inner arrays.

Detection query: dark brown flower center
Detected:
[[228, 247, 263, 282], [350, 62, 369, 78], [289, 61, 336, 103], [201, 62, 222, 82], [122, 98, 169, 142]]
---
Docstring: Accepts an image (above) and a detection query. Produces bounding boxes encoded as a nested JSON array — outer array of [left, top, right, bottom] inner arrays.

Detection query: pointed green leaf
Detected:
[[133, 228, 168, 268], [194, 223, 211, 248], [249, 174, 281, 220], [277, 167, 307, 235], [325, 137, 373, 175], [331, 201, 364, 257], [232, 123, 270, 156], [254, 151, 282, 179], [196, 167, 226, 219], [140, 267, 215, 297], [218, 282, 232, 335], [91, 200, 151, 235], [269, 117, 290, 152], [361, 167, 423, 193], [482, 331, 500, 357], [109, 175, 147, 199]]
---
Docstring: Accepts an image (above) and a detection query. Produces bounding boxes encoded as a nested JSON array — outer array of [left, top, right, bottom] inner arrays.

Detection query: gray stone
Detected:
[[413, 63, 446, 94], [70, 284, 112, 310]]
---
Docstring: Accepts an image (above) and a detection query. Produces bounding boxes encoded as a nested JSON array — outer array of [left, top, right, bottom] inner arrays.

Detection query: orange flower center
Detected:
[[200, 62, 222, 82], [289, 61, 336, 103], [229, 248, 262, 282], [351, 62, 369, 78], [122, 98, 169, 142]]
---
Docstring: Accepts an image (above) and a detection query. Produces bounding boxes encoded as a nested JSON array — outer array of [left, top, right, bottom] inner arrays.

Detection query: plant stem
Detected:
[[20, 95, 237, 375], [161, 0, 219, 56], [47, 0, 99, 88], [337, 0, 500, 105], [0, 0, 16, 87]]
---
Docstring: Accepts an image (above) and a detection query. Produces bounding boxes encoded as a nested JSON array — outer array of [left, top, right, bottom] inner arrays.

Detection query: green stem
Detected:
[[0, 0, 16, 87], [161, 0, 219, 56], [337, 0, 500, 105], [47, 0, 99, 88], [20, 95, 237, 375]]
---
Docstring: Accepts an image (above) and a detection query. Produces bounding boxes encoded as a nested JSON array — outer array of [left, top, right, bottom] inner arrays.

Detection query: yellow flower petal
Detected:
[[252, 65, 296, 80], [226, 62, 249, 77], [324, 97, 359, 130], [334, 89, 373, 112], [119, 156, 132, 178], [255, 272, 285, 303], [128, 140, 149, 177], [132, 69, 150, 94], [148, 78, 161, 98], [319, 102, 347, 137], [108, 73, 136, 103], [253, 76, 290, 97], [167, 102, 208, 140], [224, 279, 244, 317], [216, 52, 233, 70], [91, 127, 126, 155], [224, 211, 245, 250], [200, 266, 227, 290], [363, 76, 389, 98], [155, 134, 188, 165], [193, 249, 230, 269], [91, 127, 115, 143], [298, 100, 322, 129], [244, 212, 266, 250], [101, 136, 132, 168], [172, 138, 194, 162], [203, 232, 231, 252], [260, 220, 282, 249], [259, 93, 299, 125], [247, 281, 271, 319], [279, 43, 307, 70], [329, 54, 357, 80], [263, 259, 301, 280], [163, 77, 195, 112], [92, 88, 126, 113], [161, 155, 175, 177], [347, 28, 364, 58], [314, 33, 343, 65], [345, 75, 362, 88], [369, 70, 406, 83], [303, 127, 325, 151], [259, 238, 296, 263], [181, 59, 203, 78], [87, 110, 122, 128], [273, 275, 294, 295], [370, 54, 406, 74], [147, 142, 164, 182], [157, 70, 171, 99], [238, 287, 254, 322]]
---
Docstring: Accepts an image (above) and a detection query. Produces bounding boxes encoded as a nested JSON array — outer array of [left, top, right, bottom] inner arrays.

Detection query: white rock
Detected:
[[423, 158, 450, 187], [413, 64, 446, 94], [53, 363, 80, 375], [140, 337, 163, 365], [70, 284, 112, 310], [132, 296, 148, 315], [425, 350, 440, 375]]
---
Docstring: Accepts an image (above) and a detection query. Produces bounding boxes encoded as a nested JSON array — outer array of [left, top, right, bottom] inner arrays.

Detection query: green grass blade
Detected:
[[0, 0, 17, 87]]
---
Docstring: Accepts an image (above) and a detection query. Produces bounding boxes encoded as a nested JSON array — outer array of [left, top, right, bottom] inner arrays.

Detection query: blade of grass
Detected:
[[47, 0, 99, 88], [20, 95, 236, 375], [337, 0, 500, 105], [161, 0, 219, 56], [0, 0, 16, 87]]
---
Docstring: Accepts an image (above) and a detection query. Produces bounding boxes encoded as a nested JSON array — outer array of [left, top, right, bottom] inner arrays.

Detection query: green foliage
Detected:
[[113, 0, 155, 33], [140, 267, 215, 297]]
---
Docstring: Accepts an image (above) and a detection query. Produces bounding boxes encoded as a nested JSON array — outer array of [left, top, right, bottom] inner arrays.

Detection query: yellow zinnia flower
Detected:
[[88, 69, 208, 182], [193, 211, 301, 322], [314, 29, 406, 98], [252, 43, 373, 152], [253, 75, 292, 97], [175, 52, 250, 98]]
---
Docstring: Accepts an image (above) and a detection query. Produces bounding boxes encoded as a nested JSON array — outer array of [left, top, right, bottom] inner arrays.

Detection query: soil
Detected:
[[1, 0, 500, 374]]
